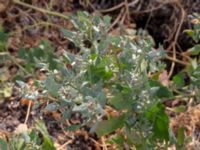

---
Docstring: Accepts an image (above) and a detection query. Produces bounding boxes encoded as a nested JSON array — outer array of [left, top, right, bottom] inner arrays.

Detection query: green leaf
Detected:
[[18, 48, 27, 59], [29, 129, 40, 144], [97, 91, 106, 107], [0, 138, 7, 150], [18, 40, 60, 72], [0, 30, 7, 42], [35, 120, 55, 150], [16, 138, 25, 150], [173, 105, 187, 113], [184, 29, 195, 38], [109, 84, 133, 110], [95, 115, 126, 137], [93, 15, 101, 26], [173, 73, 185, 87], [77, 11, 90, 24], [61, 29, 77, 42], [92, 81, 107, 107], [44, 76, 61, 97], [98, 39, 110, 53], [103, 16, 111, 27], [149, 80, 173, 98], [86, 63, 113, 83], [188, 44, 200, 55], [61, 110, 72, 121], [65, 124, 81, 131], [185, 64, 200, 89], [176, 127, 185, 148], [108, 134, 125, 149], [0, 27, 7, 51], [44, 103, 59, 112], [146, 103, 169, 141], [109, 93, 132, 110]]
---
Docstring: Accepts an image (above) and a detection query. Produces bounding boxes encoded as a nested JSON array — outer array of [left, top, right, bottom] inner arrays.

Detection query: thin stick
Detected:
[[109, 8, 124, 31], [57, 140, 73, 150], [131, 0, 177, 14], [9, 21, 63, 36], [7, 53, 30, 75], [99, 2, 124, 13], [101, 137, 108, 150], [24, 100, 32, 124], [124, 0, 130, 22], [168, 5, 185, 78], [120, 9, 127, 24], [168, 44, 176, 78], [188, 90, 195, 108], [13, 0, 69, 20], [165, 55, 187, 65], [167, 50, 191, 60], [0, 52, 10, 56], [99, 0, 139, 13], [89, 137, 105, 147]]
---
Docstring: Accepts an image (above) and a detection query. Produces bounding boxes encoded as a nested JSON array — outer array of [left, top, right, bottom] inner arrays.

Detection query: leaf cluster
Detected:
[[14, 12, 200, 149]]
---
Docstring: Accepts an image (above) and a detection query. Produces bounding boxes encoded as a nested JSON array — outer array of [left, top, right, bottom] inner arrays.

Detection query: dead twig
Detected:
[[24, 100, 32, 124], [13, 0, 69, 20], [168, 44, 177, 78], [168, 3, 185, 78], [57, 140, 73, 150], [124, 0, 130, 23], [131, 0, 178, 14], [101, 137, 108, 150], [108, 8, 125, 31], [9, 21, 63, 36], [99, 0, 139, 13], [188, 90, 196, 108], [165, 55, 188, 65]]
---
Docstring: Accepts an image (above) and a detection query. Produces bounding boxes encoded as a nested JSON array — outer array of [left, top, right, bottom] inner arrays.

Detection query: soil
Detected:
[[0, 0, 200, 149]]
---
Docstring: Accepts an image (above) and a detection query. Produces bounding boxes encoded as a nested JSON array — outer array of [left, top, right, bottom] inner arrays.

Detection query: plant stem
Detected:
[[67, 82, 82, 94], [13, 0, 69, 20], [2, 51, 30, 75], [24, 100, 32, 124], [9, 21, 63, 36], [165, 55, 187, 66]]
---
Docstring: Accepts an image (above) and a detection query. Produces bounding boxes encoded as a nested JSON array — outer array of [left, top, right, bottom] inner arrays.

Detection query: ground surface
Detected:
[[0, 0, 200, 149]]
